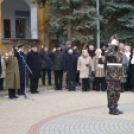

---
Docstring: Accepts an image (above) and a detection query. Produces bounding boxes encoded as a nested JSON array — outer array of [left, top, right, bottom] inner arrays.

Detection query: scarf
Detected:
[[98, 55, 103, 64], [125, 52, 131, 60], [88, 50, 95, 58], [83, 56, 87, 59]]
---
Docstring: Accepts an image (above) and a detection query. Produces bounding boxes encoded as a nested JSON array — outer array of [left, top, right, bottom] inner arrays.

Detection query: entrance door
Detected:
[[16, 19, 25, 38], [4, 19, 11, 38]]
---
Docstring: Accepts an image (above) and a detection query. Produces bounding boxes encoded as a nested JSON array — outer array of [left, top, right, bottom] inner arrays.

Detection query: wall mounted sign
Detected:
[[15, 11, 30, 17]]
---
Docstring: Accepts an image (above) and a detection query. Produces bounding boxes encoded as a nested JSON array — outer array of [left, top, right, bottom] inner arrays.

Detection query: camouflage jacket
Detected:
[[105, 46, 122, 81]]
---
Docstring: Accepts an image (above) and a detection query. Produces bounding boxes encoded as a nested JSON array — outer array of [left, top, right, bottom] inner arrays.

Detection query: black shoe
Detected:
[[87, 89, 90, 91], [59, 88, 63, 90], [30, 91, 35, 94], [77, 83, 81, 86], [65, 86, 69, 89], [102, 90, 106, 92], [9, 96, 14, 99], [111, 108, 123, 115], [109, 108, 114, 115], [73, 89, 76, 91], [13, 96, 19, 99], [55, 88, 58, 90], [18, 93, 24, 96], [68, 89, 71, 91], [31, 92, 35, 94], [35, 91, 40, 94]]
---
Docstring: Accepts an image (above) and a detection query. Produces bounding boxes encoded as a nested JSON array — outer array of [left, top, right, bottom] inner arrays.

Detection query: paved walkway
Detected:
[[0, 87, 134, 134]]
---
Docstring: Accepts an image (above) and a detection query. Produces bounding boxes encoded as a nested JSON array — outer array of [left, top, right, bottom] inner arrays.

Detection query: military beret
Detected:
[[18, 44, 24, 49], [31, 44, 37, 48]]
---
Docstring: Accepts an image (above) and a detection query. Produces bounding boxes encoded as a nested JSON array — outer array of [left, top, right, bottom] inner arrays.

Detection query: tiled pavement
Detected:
[[0, 87, 134, 134], [39, 115, 134, 134]]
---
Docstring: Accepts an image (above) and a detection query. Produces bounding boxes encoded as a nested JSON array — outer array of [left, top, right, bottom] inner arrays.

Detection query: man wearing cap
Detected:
[[26, 45, 41, 94], [49, 43, 64, 90], [64, 41, 71, 53], [105, 38, 123, 115], [15, 44, 27, 95]]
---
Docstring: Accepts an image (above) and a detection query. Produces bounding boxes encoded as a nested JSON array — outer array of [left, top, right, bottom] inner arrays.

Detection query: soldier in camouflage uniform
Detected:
[[105, 39, 123, 115]]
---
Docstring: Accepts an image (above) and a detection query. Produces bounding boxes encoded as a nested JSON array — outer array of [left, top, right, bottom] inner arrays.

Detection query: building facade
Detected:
[[0, 0, 50, 52]]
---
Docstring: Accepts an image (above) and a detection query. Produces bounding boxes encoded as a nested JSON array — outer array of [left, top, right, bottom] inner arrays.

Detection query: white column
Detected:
[[24, 0, 38, 39]]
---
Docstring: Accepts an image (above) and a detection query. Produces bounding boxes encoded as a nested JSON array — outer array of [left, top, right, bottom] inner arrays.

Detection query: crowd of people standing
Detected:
[[0, 36, 134, 100]]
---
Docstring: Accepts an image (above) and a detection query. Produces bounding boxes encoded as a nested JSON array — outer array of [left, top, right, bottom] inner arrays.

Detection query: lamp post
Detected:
[[96, 0, 100, 48]]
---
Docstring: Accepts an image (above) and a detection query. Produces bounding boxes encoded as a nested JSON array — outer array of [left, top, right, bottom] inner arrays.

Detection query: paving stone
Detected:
[[39, 115, 134, 134]]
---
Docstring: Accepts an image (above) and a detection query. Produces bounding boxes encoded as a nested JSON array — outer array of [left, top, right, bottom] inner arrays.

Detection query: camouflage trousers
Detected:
[[107, 80, 121, 108]]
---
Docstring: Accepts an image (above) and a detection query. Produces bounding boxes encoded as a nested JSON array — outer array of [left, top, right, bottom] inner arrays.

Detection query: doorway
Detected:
[[16, 19, 25, 38], [4, 19, 11, 38]]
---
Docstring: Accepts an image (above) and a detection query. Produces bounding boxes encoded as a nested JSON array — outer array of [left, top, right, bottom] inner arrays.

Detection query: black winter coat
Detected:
[[49, 50, 64, 71], [64, 54, 77, 80], [15, 52, 28, 83], [39, 50, 52, 70], [26, 50, 41, 78], [127, 56, 134, 85]]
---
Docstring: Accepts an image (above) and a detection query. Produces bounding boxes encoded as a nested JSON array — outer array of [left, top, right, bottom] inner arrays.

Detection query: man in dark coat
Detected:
[[64, 48, 77, 91], [39, 46, 52, 86], [73, 46, 81, 85], [27, 45, 41, 94], [49, 43, 64, 90], [15, 44, 27, 95], [63, 41, 72, 89]]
